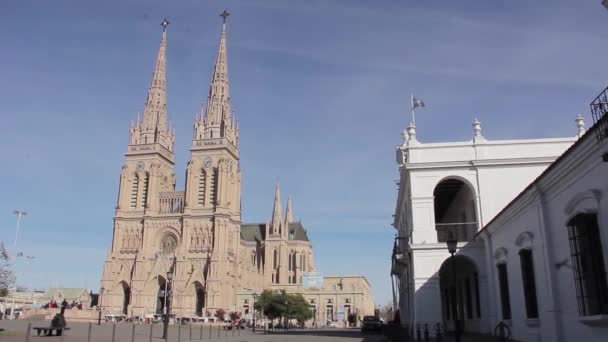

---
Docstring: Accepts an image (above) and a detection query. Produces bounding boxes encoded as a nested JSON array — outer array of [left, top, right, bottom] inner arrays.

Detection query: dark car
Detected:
[[361, 315, 382, 332]]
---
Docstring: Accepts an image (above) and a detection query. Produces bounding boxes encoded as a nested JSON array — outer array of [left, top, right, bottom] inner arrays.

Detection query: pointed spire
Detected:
[[193, 9, 237, 146], [285, 195, 294, 224], [142, 19, 169, 133], [271, 183, 283, 235], [131, 18, 174, 151]]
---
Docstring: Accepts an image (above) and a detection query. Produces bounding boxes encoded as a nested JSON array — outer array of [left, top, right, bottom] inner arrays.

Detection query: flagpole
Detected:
[[411, 93, 416, 127]]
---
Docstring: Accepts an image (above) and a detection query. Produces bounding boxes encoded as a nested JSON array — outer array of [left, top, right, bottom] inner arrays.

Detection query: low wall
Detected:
[[21, 308, 99, 321]]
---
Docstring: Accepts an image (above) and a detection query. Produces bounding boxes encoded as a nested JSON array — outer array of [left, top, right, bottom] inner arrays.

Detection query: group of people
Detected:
[[42, 300, 83, 310]]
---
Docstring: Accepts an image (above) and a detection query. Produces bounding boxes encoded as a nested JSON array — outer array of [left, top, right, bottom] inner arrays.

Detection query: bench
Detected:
[[32, 327, 71, 336]]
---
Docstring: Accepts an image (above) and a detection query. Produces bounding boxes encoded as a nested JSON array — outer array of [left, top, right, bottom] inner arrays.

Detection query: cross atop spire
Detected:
[[220, 9, 230, 25], [161, 18, 170, 31]]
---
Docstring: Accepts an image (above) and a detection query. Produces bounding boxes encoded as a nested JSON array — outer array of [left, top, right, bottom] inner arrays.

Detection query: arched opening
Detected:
[[193, 281, 205, 317], [155, 276, 171, 314], [433, 178, 478, 242], [119, 281, 131, 315], [439, 255, 481, 333]]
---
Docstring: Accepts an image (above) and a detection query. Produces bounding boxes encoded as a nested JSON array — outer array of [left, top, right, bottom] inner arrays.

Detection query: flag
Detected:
[[412, 96, 425, 110]]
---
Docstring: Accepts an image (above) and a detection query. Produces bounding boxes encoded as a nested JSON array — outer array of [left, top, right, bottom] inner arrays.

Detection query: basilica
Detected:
[[99, 14, 373, 322]]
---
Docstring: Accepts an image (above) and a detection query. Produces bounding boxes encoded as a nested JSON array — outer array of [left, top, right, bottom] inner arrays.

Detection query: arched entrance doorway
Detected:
[[439, 255, 482, 333], [433, 178, 478, 242], [155, 276, 170, 314], [119, 281, 131, 315], [193, 281, 205, 317]]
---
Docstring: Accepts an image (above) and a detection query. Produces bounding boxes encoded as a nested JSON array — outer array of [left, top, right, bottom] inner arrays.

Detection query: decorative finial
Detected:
[[406, 122, 417, 142], [401, 129, 409, 144], [473, 118, 482, 137], [160, 18, 170, 31], [575, 113, 586, 138], [220, 9, 230, 24]]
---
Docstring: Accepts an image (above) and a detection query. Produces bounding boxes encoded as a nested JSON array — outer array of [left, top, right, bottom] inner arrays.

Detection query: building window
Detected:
[[567, 213, 608, 316], [209, 168, 217, 205], [519, 249, 539, 318], [497, 263, 512, 320], [140, 173, 149, 207], [130, 175, 139, 208], [197, 170, 206, 205]]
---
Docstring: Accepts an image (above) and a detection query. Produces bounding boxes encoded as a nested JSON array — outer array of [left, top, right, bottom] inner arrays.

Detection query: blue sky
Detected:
[[1, 0, 607, 306]]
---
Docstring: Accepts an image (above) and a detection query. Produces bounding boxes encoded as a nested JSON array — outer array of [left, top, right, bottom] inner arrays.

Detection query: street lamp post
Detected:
[[12, 210, 28, 248], [97, 287, 105, 325], [162, 268, 174, 340], [446, 232, 460, 342], [252, 292, 257, 332]]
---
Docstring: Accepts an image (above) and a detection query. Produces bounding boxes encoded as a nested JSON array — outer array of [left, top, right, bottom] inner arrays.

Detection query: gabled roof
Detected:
[[239, 222, 310, 242], [40, 288, 88, 300], [240, 223, 265, 242], [287, 222, 310, 241]]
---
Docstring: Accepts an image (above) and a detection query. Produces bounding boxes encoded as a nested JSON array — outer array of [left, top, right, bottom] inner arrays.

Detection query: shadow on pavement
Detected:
[[263, 328, 385, 341]]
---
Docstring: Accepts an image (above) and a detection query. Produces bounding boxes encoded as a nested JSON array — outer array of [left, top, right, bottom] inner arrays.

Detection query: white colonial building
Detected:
[[477, 101, 608, 341], [391, 115, 588, 336]]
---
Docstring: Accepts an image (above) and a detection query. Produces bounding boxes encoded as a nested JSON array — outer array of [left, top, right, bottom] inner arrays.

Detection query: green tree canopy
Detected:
[[254, 290, 312, 323]]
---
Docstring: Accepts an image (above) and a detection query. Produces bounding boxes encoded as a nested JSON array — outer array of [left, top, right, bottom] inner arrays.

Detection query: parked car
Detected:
[[361, 316, 382, 332]]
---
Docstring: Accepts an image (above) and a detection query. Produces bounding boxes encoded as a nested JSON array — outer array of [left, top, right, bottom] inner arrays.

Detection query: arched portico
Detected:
[[439, 255, 482, 333], [433, 178, 478, 243], [154, 276, 170, 314], [193, 281, 205, 317], [118, 281, 131, 315]]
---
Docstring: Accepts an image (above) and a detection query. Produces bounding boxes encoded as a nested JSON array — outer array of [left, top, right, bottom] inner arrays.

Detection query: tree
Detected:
[[285, 293, 312, 324], [254, 290, 312, 324], [214, 308, 226, 321], [254, 289, 287, 321], [229, 311, 241, 322], [0, 243, 15, 298]]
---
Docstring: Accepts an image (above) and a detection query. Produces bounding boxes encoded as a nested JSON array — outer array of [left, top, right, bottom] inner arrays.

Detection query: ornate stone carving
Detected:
[[189, 222, 212, 253], [160, 234, 178, 255]]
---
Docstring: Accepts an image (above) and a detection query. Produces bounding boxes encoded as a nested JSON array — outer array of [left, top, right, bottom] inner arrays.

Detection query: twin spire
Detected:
[[193, 9, 238, 146], [130, 12, 238, 152], [270, 183, 295, 236], [129, 18, 174, 151]]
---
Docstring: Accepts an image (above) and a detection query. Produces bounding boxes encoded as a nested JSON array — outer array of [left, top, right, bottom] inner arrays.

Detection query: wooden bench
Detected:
[[32, 327, 71, 336]]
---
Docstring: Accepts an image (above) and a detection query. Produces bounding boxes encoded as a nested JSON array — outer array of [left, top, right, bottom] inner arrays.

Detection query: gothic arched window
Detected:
[[197, 170, 206, 206], [130, 175, 139, 208]]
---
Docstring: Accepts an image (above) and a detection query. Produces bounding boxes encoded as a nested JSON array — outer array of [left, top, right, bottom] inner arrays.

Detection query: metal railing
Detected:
[[435, 222, 478, 243], [20, 321, 252, 342], [590, 85, 608, 143]]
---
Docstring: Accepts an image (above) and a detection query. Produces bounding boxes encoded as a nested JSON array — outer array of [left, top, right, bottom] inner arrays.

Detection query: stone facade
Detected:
[[100, 17, 374, 320]]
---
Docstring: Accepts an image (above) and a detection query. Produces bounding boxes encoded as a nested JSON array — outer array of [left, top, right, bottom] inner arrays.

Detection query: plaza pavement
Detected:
[[0, 320, 388, 342]]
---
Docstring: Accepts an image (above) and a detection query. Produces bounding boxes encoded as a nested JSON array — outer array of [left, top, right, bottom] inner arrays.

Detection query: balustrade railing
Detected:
[[435, 222, 478, 243], [590, 85, 608, 142], [158, 191, 184, 214]]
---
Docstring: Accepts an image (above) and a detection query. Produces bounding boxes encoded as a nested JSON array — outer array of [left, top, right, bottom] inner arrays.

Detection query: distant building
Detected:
[[39, 288, 91, 307], [99, 14, 374, 321]]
